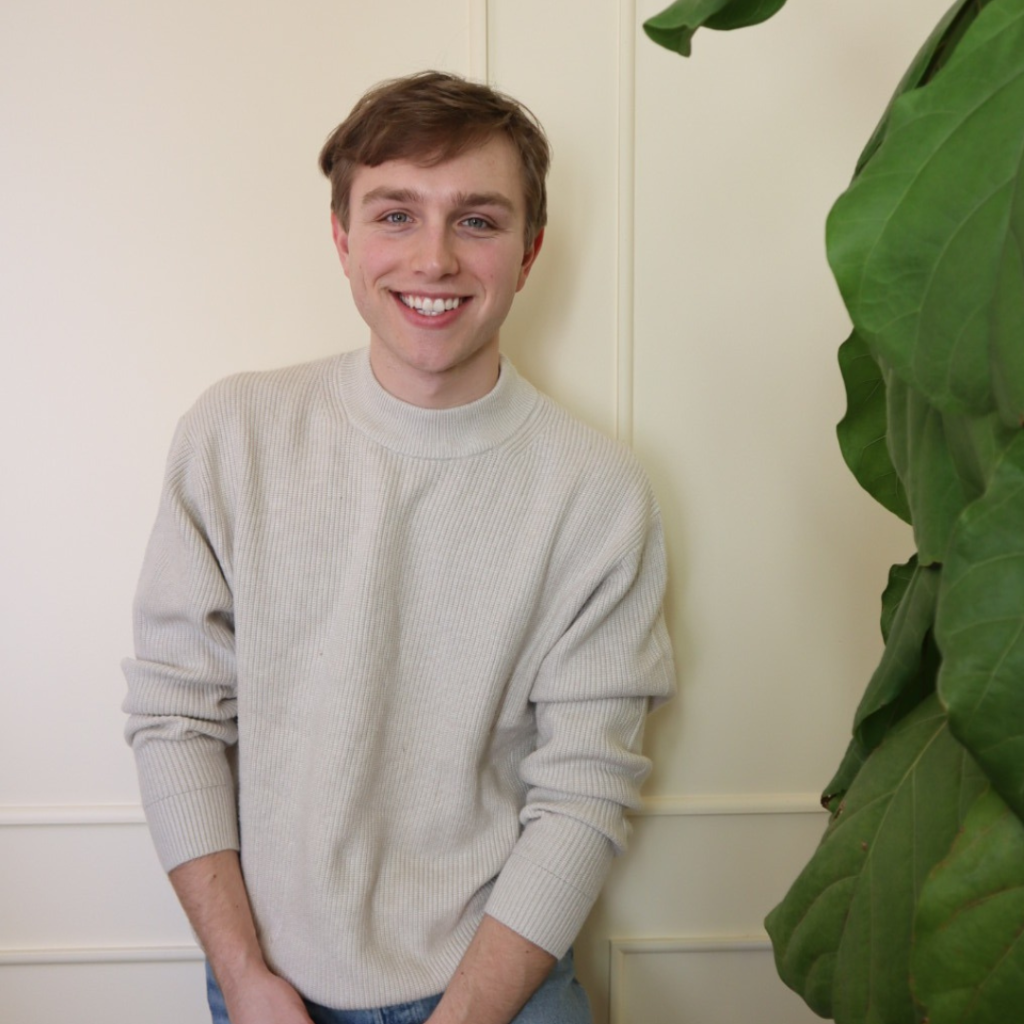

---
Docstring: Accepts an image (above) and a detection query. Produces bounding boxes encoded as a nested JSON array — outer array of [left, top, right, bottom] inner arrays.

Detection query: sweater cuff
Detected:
[[143, 784, 240, 872], [484, 815, 614, 957]]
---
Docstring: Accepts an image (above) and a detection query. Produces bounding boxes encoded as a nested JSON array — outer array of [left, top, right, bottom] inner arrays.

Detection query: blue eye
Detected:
[[463, 217, 491, 230], [384, 212, 410, 224]]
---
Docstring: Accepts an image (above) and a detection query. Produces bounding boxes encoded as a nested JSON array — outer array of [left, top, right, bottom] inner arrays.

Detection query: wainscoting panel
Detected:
[[575, 805, 829, 1024], [0, 823, 190, 951], [1, 962, 208, 1024], [610, 937, 820, 1024]]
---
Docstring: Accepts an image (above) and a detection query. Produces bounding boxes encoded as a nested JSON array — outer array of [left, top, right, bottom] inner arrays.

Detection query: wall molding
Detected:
[[0, 794, 825, 828], [610, 934, 772, 1024], [0, 945, 202, 967], [0, 805, 146, 827], [634, 793, 825, 817], [615, 0, 637, 447]]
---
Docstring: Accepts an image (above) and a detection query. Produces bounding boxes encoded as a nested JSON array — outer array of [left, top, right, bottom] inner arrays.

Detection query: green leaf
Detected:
[[837, 332, 911, 521], [937, 429, 1024, 819], [990, 195, 1024, 426], [942, 408, 1021, 498], [642, 0, 787, 57], [853, 560, 941, 753], [826, 0, 1024, 421], [821, 735, 868, 814], [881, 556, 919, 644], [855, 0, 990, 177], [885, 370, 978, 564], [766, 695, 986, 1023], [823, 556, 934, 812], [913, 787, 1024, 1023]]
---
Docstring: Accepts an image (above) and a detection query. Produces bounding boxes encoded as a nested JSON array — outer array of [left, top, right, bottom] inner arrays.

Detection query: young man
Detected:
[[123, 71, 675, 1024]]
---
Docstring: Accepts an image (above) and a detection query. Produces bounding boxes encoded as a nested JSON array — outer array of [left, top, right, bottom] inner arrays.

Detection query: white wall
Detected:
[[1, 1, 948, 1021]]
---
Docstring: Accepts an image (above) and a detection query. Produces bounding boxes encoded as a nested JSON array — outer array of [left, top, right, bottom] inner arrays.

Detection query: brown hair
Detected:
[[319, 71, 550, 247]]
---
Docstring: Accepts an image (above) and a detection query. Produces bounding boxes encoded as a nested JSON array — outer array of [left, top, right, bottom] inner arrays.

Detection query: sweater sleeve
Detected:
[[484, 500, 676, 956], [122, 416, 241, 872]]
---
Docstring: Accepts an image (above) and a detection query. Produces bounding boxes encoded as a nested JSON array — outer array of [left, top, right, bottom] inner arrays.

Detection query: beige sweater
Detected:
[[123, 349, 675, 1009]]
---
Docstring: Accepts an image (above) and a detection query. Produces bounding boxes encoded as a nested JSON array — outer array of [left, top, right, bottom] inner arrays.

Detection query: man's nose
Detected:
[[412, 224, 458, 277]]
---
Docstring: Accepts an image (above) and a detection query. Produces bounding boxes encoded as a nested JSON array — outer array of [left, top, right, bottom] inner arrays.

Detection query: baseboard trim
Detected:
[[634, 793, 825, 817], [0, 794, 825, 829], [0, 805, 146, 827], [0, 945, 202, 966]]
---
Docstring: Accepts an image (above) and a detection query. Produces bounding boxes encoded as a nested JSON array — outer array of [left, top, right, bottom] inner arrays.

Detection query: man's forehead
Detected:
[[350, 137, 526, 206]]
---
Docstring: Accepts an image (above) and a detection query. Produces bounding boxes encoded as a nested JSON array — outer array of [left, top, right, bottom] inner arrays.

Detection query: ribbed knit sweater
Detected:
[[123, 348, 675, 1009]]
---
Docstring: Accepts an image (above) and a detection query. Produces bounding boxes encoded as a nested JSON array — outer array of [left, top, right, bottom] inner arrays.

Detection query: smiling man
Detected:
[[335, 134, 539, 409], [123, 72, 675, 1024]]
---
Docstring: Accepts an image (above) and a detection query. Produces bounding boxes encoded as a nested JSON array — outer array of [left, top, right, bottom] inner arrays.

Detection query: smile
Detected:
[[398, 293, 464, 316]]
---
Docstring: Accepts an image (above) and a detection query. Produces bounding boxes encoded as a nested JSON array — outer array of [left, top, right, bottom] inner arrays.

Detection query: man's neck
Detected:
[[367, 345, 501, 409]]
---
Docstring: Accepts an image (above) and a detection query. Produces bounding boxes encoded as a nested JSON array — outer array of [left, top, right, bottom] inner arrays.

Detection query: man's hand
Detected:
[[217, 965, 314, 1024], [425, 914, 556, 1024]]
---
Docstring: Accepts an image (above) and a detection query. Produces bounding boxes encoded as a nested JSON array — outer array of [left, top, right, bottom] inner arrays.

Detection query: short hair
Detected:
[[319, 71, 550, 248]]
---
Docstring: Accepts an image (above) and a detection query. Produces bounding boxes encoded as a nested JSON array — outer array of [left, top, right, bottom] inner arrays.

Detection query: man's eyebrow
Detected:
[[452, 191, 516, 213], [360, 187, 516, 213], [361, 187, 421, 207]]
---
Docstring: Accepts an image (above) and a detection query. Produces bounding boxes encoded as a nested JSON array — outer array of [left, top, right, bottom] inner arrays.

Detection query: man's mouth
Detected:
[[397, 293, 465, 317]]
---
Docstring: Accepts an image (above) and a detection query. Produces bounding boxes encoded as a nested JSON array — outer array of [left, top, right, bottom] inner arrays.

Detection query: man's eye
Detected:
[[462, 217, 492, 230], [383, 212, 411, 224]]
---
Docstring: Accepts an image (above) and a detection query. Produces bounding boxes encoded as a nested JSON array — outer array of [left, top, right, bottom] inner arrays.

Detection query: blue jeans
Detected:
[[205, 949, 591, 1024]]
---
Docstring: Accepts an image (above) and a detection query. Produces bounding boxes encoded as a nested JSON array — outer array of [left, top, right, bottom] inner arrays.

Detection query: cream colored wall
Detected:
[[1, 1, 947, 1021]]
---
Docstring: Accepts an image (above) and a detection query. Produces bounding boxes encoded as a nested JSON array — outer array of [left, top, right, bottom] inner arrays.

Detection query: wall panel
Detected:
[[0, 824, 189, 949], [576, 808, 827, 1022], [1, 962, 208, 1024], [0, 0, 472, 809], [610, 940, 819, 1024], [631, 0, 942, 799]]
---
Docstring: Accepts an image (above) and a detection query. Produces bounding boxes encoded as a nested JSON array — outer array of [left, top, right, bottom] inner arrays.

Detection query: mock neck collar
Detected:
[[334, 348, 539, 459]]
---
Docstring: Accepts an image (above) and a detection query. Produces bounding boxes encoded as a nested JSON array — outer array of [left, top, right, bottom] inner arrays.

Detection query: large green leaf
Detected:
[[854, 0, 990, 177], [826, 0, 1024, 422], [912, 787, 1024, 1023], [766, 695, 986, 1023], [642, 0, 787, 57], [885, 370, 978, 564], [837, 332, 911, 520], [937, 429, 1024, 818]]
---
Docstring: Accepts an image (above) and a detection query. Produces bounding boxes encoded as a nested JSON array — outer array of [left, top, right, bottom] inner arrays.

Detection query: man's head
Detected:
[[319, 71, 550, 249]]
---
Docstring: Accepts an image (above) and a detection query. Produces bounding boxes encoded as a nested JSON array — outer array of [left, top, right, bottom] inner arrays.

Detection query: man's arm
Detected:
[[170, 851, 313, 1024], [426, 914, 556, 1024], [440, 491, 674, 1022]]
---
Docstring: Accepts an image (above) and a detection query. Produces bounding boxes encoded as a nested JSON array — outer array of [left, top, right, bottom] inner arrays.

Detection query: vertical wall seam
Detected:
[[469, 0, 490, 82], [616, 0, 637, 447]]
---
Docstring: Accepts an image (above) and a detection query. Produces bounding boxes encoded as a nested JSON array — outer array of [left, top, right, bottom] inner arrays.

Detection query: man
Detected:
[[123, 71, 675, 1024]]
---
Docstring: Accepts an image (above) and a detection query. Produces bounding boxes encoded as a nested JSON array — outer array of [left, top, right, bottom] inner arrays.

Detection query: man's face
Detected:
[[332, 135, 544, 408]]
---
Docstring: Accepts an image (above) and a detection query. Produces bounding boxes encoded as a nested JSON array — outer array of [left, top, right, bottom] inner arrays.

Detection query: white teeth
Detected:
[[400, 294, 462, 316]]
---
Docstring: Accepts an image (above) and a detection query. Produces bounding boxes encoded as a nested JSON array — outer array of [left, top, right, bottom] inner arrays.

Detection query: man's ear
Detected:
[[331, 212, 351, 277], [516, 228, 545, 292]]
